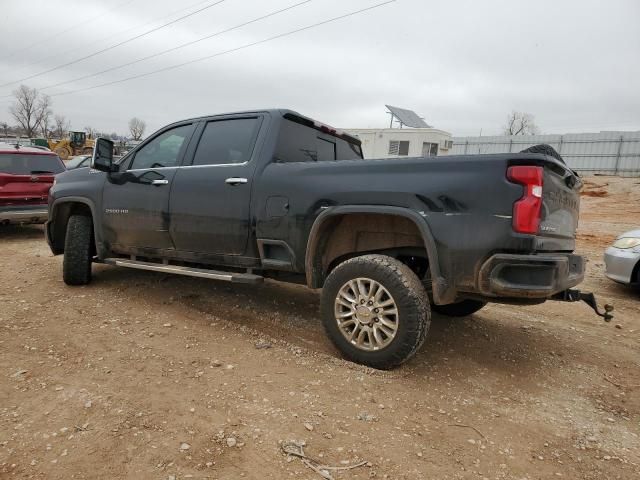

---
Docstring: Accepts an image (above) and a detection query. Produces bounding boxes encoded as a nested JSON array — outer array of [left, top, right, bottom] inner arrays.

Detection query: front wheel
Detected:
[[63, 215, 93, 285], [321, 254, 430, 370], [432, 299, 487, 317]]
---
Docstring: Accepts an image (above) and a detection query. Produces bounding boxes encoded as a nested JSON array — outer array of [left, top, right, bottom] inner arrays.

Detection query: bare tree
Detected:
[[10, 85, 52, 138], [40, 107, 53, 138], [503, 111, 539, 136], [84, 126, 97, 138], [0, 121, 8, 138], [128, 117, 146, 141], [54, 114, 69, 139]]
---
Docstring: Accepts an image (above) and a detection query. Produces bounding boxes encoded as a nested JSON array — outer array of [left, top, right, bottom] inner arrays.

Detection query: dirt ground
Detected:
[[1, 176, 639, 480]]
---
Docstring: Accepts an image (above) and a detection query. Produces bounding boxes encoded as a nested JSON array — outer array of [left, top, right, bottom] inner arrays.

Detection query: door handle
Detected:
[[225, 177, 248, 186], [151, 179, 169, 186]]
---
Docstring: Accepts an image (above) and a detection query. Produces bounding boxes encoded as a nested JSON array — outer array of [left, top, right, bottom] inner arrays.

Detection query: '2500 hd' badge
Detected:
[[105, 208, 129, 214]]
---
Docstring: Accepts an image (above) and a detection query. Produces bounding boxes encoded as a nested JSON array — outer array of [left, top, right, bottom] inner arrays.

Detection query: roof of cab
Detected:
[[174, 108, 360, 145], [0, 143, 56, 155], [178, 108, 298, 122]]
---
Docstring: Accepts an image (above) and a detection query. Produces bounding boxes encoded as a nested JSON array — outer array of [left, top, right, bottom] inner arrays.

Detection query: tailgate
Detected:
[[537, 161, 581, 251], [0, 173, 54, 206]]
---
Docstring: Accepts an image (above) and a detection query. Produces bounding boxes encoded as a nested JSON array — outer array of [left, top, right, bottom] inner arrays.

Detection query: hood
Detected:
[[617, 228, 640, 239]]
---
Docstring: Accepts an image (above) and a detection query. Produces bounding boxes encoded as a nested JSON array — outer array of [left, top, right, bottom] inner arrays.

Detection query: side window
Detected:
[[316, 138, 336, 162], [129, 124, 192, 170], [274, 119, 317, 163], [192, 118, 261, 166], [336, 139, 363, 160], [389, 140, 410, 156], [274, 119, 363, 163]]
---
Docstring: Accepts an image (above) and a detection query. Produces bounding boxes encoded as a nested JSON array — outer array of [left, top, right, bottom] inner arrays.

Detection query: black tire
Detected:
[[432, 299, 487, 317], [63, 215, 93, 285], [519, 144, 565, 164], [320, 254, 430, 370]]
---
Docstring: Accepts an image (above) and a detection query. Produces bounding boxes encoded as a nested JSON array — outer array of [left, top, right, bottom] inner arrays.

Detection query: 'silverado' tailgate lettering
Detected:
[[546, 189, 579, 212]]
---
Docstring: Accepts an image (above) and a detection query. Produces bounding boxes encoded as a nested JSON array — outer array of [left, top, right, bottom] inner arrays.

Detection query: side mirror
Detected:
[[91, 137, 115, 173]]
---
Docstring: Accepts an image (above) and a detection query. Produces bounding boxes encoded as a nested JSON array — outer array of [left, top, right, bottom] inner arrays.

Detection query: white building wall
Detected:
[[345, 128, 453, 159]]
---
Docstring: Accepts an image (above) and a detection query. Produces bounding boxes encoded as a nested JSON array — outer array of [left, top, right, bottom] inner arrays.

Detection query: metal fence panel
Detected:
[[452, 131, 640, 177]]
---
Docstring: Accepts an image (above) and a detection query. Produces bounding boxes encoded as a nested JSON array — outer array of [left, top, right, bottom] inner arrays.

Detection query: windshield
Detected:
[[70, 132, 85, 143], [0, 153, 65, 175]]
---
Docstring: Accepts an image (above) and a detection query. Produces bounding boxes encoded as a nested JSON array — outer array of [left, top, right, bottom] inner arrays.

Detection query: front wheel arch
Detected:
[[49, 199, 98, 256], [632, 259, 640, 285]]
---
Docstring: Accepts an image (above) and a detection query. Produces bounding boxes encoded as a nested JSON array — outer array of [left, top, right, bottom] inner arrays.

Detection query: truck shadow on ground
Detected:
[[606, 281, 640, 299], [92, 265, 567, 378], [0, 224, 44, 240]]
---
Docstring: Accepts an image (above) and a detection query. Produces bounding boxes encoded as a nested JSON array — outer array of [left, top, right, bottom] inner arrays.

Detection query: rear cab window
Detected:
[[274, 116, 363, 163], [0, 153, 65, 175]]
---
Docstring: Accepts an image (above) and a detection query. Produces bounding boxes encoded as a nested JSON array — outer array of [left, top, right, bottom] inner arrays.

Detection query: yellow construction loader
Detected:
[[49, 131, 95, 160]]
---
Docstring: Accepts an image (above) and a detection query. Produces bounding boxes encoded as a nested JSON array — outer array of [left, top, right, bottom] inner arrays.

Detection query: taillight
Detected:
[[507, 165, 543, 234]]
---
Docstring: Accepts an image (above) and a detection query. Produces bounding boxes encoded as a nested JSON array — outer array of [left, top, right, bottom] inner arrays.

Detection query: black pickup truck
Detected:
[[46, 109, 611, 369]]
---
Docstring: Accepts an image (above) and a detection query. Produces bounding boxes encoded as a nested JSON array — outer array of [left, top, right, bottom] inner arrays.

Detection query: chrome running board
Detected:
[[103, 258, 263, 284]]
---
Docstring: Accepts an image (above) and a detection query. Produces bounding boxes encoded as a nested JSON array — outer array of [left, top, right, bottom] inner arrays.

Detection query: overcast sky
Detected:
[[0, 0, 638, 137]]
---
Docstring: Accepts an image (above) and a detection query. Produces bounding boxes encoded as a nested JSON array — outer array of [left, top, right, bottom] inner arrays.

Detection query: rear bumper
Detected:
[[478, 253, 585, 298], [604, 247, 640, 284], [0, 205, 48, 224]]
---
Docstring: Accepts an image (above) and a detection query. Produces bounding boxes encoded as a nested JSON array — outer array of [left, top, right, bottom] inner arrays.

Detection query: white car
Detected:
[[604, 229, 640, 285]]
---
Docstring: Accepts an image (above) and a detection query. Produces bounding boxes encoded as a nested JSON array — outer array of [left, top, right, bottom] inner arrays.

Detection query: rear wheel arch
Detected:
[[305, 206, 449, 303]]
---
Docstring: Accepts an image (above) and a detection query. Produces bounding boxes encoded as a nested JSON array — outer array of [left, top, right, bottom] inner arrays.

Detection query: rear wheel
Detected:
[[321, 254, 430, 370], [63, 215, 93, 285], [432, 299, 486, 317]]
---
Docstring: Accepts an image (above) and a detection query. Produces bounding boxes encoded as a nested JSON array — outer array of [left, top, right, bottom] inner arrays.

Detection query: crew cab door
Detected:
[[169, 116, 263, 255], [101, 123, 195, 251]]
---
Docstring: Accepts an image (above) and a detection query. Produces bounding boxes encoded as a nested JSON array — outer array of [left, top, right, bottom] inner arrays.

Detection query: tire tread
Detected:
[[63, 215, 93, 285]]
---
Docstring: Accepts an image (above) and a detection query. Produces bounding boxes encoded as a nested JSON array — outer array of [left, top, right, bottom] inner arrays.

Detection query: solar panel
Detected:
[[385, 105, 431, 128]]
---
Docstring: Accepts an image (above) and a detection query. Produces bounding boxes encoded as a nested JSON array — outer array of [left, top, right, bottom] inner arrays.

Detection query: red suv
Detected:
[[0, 144, 66, 225]]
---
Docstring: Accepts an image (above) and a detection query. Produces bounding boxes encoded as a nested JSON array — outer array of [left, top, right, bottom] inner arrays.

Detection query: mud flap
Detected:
[[551, 289, 614, 322]]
